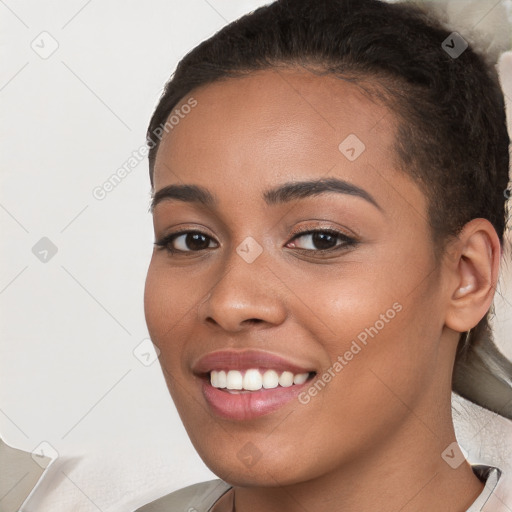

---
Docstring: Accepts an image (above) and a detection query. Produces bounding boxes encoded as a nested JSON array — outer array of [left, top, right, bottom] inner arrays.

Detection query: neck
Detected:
[[232, 399, 484, 512]]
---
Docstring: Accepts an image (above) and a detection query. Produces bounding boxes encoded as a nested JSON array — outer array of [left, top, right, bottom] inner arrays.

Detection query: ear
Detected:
[[444, 218, 501, 333]]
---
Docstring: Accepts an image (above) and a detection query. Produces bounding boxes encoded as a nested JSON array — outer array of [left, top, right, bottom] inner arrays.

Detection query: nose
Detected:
[[198, 248, 288, 333]]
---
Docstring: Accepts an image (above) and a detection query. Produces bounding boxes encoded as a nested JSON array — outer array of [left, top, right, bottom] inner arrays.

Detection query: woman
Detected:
[[138, 0, 512, 510]]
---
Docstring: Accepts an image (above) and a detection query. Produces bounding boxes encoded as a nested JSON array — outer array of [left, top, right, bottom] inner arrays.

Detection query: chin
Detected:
[[201, 456, 308, 487], [189, 430, 331, 488]]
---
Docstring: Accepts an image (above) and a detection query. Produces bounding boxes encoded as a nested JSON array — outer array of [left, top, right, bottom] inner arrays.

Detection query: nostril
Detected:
[[204, 316, 264, 330]]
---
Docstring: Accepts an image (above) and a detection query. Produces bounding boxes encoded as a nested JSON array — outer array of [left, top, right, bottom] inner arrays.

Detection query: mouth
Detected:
[[207, 368, 315, 393], [192, 350, 317, 420]]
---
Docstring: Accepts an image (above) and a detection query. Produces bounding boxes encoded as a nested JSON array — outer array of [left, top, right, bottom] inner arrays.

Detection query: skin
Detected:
[[144, 68, 500, 512]]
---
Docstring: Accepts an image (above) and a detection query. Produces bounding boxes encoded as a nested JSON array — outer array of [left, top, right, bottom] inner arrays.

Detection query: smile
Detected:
[[210, 368, 310, 391], [193, 349, 317, 420]]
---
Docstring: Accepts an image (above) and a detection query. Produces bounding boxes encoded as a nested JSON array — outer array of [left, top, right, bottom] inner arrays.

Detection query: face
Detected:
[[144, 68, 451, 486]]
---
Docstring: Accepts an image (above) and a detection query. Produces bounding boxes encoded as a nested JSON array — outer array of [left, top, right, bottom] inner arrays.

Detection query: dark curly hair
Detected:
[[146, 0, 512, 418]]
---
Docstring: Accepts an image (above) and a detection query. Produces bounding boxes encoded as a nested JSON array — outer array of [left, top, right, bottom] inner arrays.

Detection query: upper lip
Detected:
[[192, 349, 316, 375]]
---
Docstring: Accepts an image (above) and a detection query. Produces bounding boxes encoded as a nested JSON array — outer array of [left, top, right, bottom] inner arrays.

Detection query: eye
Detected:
[[154, 230, 217, 254], [154, 228, 357, 256], [286, 229, 357, 253]]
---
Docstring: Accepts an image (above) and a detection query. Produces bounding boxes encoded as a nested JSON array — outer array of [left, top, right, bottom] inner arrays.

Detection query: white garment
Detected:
[[134, 464, 504, 512]]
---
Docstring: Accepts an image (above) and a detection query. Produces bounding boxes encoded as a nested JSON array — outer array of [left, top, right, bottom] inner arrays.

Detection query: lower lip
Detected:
[[201, 378, 312, 420]]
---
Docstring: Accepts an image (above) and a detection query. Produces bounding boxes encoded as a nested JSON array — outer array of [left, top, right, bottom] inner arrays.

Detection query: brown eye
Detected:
[[155, 231, 217, 253], [288, 229, 357, 252]]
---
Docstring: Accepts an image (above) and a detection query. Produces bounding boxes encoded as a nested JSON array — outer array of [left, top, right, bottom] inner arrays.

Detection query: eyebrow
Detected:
[[150, 177, 382, 213]]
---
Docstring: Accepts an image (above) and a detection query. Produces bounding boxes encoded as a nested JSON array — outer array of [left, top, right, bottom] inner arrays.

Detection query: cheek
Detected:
[[144, 256, 201, 341], [282, 247, 442, 406], [275, 253, 414, 353], [143, 257, 192, 374], [143, 260, 196, 415], [144, 258, 169, 345]]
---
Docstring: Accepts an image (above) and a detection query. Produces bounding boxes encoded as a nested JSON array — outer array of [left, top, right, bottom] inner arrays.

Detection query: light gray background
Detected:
[[1, 1, 512, 511]]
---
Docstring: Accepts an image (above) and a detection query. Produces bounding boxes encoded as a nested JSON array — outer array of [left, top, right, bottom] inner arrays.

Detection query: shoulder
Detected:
[[134, 479, 232, 512]]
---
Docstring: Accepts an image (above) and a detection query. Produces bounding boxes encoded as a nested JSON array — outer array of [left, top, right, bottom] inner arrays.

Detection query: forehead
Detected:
[[156, 69, 392, 167], [153, 68, 424, 219]]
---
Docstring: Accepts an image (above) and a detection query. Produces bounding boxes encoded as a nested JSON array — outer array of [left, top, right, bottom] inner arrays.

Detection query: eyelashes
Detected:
[[154, 228, 358, 256], [286, 228, 356, 253], [155, 231, 215, 253]]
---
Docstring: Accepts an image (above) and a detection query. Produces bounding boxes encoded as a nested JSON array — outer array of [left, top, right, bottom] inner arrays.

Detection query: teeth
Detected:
[[279, 371, 294, 387], [243, 369, 262, 391], [226, 370, 243, 390], [262, 369, 279, 389], [217, 370, 227, 388], [210, 369, 310, 391], [210, 370, 227, 389], [293, 373, 308, 385]]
